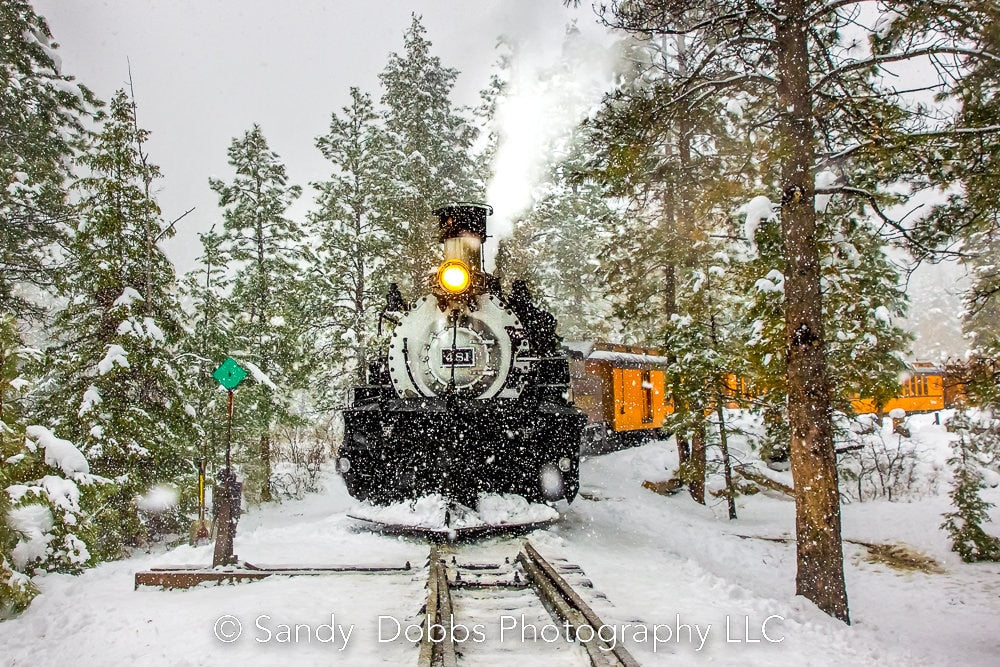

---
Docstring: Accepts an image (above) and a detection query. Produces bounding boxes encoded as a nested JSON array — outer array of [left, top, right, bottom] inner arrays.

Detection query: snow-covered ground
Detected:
[[2, 413, 998, 665]]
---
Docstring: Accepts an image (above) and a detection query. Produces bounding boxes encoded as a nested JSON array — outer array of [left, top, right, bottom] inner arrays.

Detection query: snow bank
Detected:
[[477, 494, 559, 525]]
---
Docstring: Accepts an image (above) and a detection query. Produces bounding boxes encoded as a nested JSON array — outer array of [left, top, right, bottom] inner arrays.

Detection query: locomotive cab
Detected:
[[339, 203, 585, 508]]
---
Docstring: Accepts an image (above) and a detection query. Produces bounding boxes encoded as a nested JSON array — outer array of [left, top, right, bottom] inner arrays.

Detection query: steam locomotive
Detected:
[[338, 203, 586, 506]]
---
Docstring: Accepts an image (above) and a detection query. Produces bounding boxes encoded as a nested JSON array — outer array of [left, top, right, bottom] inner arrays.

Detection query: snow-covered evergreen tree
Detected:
[[735, 194, 911, 455], [663, 253, 745, 509], [43, 90, 195, 559], [379, 15, 483, 294], [1, 315, 41, 617], [180, 225, 231, 465], [507, 127, 617, 340], [942, 409, 1000, 562], [209, 124, 307, 502], [2, 315, 106, 617], [1, 0, 101, 596], [308, 88, 393, 397], [0, 0, 94, 320]]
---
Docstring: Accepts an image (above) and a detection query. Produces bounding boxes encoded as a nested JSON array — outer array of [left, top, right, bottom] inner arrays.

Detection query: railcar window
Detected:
[[642, 369, 653, 423], [618, 369, 625, 415]]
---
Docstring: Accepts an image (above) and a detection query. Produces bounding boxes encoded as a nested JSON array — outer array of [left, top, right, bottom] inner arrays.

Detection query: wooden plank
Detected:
[[135, 563, 412, 590], [149, 563, 411, 573], [135, 570, 271, 589]]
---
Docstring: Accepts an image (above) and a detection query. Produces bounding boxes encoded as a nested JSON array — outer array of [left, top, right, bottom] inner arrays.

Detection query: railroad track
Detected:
[[418, 540, 640, 667]]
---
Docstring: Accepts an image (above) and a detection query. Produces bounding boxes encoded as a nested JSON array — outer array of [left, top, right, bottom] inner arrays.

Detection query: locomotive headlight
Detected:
[[558, 457, 572, 472], [337, 457, 351, 473], [438, 259, 471, 294]]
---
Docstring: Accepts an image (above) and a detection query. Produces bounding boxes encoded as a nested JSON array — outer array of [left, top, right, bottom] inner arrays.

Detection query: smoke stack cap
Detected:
[[435, 203, 492, 243]]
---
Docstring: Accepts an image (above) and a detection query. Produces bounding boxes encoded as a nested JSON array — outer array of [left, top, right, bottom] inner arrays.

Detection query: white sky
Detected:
[[35, 0, 610, 272]]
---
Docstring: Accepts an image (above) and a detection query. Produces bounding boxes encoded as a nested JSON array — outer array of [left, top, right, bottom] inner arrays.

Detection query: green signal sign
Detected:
[[213, 357, 248, 390]]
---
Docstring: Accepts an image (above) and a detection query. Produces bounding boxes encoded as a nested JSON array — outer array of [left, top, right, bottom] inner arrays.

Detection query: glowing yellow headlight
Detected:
[[438, 259, 471, 294]]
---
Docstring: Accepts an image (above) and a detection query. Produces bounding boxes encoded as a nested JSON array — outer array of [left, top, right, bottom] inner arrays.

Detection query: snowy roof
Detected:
[[563, 341, 669, 367], [908, 362, 945, 374]]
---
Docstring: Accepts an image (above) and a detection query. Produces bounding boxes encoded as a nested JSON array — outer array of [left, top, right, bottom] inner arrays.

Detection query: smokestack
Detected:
[[435, 203, 492, 272]]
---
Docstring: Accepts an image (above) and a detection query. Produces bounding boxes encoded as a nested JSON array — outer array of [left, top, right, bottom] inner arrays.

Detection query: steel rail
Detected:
[[518, 541, 641, 667], [418, 544, 458, 667]]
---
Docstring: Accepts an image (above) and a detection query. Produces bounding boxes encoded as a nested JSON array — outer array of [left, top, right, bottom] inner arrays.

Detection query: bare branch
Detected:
[[811, 46, 1000, 93]]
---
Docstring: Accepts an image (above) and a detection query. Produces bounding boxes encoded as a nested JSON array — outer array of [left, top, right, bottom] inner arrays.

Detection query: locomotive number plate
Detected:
[[441, 347, 475, 367]]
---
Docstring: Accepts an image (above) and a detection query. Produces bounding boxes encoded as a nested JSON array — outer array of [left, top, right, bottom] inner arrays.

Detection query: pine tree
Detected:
[[504, 122, 618, 340], [308, 88, 393, 396], [43, 90, 195, 559], [180, 225, 231, 465], [664, 255, 744, 511], [0, 0, 95, 319], [736, 195, 912, 438], [209, 124, 306, 502], [942, 410, 1000, 563], [583, 28, 757, 479], [2, 312, 109, 619], [1, 315, 41, 617], [379, 15, 483, 294]]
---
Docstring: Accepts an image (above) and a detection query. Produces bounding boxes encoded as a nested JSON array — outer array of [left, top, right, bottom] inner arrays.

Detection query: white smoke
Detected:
[[484, 24, 617, 270]]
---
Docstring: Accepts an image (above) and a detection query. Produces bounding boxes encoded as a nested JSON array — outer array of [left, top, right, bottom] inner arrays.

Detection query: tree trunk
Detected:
[[715, 396, 737, 520], [260, 433, 272, 502], [688, 422, 706, 504], [666, 262, 690, 467], [776, 0, 850, 624], [672, 36, 704, 490]]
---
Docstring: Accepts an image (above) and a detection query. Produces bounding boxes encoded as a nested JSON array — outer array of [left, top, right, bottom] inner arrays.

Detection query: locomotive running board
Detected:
[[134, 561, 412, 590]]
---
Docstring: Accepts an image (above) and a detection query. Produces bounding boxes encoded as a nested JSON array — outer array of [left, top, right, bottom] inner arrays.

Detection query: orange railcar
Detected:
[[850, 362, 947, 415], [568, 339, 962, 455], [566, 342, 673, 452]]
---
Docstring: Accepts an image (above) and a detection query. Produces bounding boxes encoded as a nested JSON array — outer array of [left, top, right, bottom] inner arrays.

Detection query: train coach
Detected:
[[565, 341, 673, 453], [564, 346, 964, 453], [850, 362, 948, 415]]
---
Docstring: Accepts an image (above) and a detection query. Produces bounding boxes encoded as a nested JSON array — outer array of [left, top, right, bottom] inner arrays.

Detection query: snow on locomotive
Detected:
[[338, 203, 585, 507]]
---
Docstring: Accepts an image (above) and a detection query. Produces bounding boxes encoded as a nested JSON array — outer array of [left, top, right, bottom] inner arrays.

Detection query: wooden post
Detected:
[[213, 390, 237, 567]]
